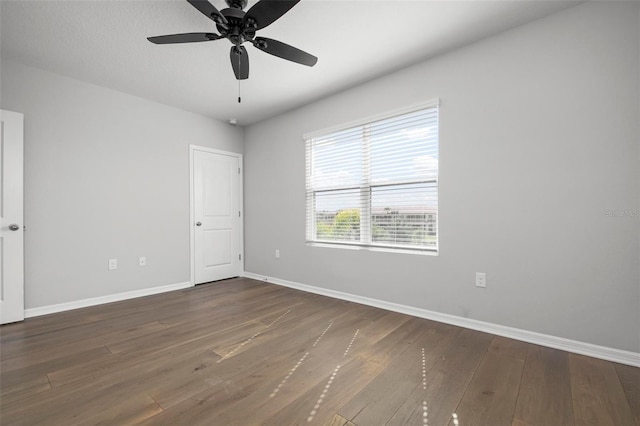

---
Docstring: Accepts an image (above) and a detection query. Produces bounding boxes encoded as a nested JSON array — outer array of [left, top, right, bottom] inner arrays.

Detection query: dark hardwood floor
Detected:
[[1, 278, 638, 425]]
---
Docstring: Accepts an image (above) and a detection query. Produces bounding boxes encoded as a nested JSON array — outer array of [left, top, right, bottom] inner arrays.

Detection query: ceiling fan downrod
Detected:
[[225, 0, 248, 9]]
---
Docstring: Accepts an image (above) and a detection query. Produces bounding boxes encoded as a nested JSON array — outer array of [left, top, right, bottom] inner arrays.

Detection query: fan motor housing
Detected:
[[218, 8, 256, 45], [220, 7, 245, 20]]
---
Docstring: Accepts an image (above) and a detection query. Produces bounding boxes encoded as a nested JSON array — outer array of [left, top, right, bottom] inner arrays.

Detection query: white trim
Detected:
[[306, 241, 439, 256], [190, 145, 195, 286], [189, 145, 244, 285], [238, 155, 245, 274], [242, 271, 640, 368], [303, 97, 440, 140], [24, 281, 193, 318]]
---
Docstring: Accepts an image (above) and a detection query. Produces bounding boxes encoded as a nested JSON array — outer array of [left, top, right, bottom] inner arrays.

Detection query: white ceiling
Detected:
[[1, 0, 581, 125]]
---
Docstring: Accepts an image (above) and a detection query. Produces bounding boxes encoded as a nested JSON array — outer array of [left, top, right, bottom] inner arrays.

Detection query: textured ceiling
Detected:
[[1, 0, 581, 125]]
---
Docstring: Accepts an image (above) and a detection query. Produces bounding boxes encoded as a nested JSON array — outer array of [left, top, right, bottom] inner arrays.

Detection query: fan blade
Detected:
[[253, 37, 317, 66], [243, 0, 299, 30], [147, 32, 223, 44], [186, 0, 228, 25], [230, 46, 249, 80]]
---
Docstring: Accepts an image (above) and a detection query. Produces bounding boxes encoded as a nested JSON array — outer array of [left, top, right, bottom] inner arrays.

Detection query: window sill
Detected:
[[306, 241, 439, 256]]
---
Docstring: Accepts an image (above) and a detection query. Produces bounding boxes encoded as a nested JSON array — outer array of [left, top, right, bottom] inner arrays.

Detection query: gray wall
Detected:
[[244, 2, 640, 352], [1, 60, 244, 309]]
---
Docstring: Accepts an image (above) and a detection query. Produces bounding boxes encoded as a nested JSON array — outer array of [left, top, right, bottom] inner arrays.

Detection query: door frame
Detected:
[[1, 109, 25, 324], [189, 145, 244, 286]]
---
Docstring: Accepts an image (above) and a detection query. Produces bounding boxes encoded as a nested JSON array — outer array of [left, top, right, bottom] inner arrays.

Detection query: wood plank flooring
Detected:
[[1, 277, 638, 425]]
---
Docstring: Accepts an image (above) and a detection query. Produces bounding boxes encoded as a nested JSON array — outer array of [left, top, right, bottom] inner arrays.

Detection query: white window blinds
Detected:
[[305, 101, 439, 252]]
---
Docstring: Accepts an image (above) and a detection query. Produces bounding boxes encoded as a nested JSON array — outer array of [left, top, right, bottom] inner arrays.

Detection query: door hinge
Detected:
[[239, 254, 242, 261], [238, 167, 241, 174], [238, 211, 241, 217]]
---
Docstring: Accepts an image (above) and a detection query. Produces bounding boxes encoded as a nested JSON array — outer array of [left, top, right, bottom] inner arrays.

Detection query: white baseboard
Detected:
[[243, 271, 640, 368], [24, 281, 193, 318]]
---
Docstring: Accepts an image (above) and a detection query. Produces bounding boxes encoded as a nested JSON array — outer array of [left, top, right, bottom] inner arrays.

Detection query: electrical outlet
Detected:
[[108, 259, 118, 270], [275, 249, 280, 259], [475, 272, 486, 288], [139, 256, 146, 267]]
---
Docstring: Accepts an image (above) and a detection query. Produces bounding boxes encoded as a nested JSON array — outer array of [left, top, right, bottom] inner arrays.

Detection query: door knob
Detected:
[[196, 222, 202, 226], [8, 224, 20, 231]]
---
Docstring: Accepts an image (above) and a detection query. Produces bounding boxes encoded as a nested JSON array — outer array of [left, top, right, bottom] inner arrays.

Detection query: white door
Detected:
[[192, 147, 242, 284], [0, 110, 25, 324]]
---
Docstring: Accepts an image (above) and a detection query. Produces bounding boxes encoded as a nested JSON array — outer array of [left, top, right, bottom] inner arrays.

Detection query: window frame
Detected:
[[304, 99, 440, 255]]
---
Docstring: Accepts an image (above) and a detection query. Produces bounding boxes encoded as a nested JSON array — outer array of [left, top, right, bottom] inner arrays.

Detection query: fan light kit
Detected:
[[148, 0, 318, 103]]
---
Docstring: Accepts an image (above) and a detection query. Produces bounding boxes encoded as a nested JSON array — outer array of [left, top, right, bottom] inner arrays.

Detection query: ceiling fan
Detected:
[[147, 0, 318, 82]]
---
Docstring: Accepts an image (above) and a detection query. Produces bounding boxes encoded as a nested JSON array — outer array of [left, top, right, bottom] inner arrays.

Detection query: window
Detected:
[[305, 100, 439, 253]]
